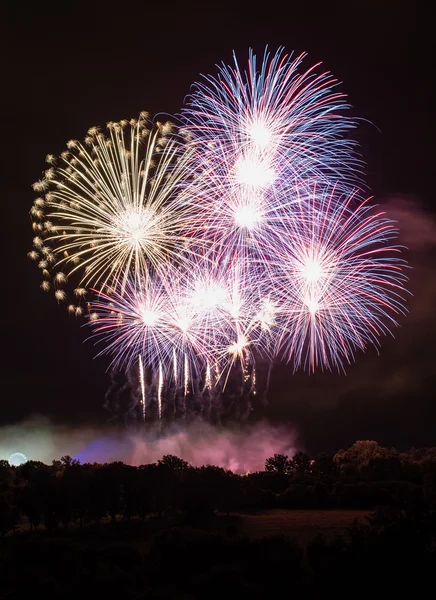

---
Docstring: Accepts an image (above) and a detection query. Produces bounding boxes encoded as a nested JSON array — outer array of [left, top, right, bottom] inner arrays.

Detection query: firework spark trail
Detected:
[[184, 354, 189, 397], [183, 353, 189, 417], [173, 347, 178, 386], [138, 355, 146, 421], [263, 360, 273, 405], [158, 362, 163, 424], [204, 363, 212, 390]]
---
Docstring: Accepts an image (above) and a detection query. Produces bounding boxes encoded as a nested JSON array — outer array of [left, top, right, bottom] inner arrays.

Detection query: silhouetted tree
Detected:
[[265, 453, 292, 474], [0, 492, 19, 536], [60, 455, 80, 469], [0, 461, 14, 494], [334, 440, 398, 478], [311, 453, 336, 478], [291, 451, 312, 477], [100, 462, 125, 522], [158, 455, 191, 473], [16, 460, 46, 482]]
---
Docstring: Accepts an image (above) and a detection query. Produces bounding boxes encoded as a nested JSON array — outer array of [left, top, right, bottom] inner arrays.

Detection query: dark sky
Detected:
[[1, 0, 435, 454]]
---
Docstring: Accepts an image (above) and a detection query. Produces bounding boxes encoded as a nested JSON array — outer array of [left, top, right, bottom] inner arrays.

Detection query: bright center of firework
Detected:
[[228, 334, 249, 356], [190, 281, 227, 311], [175, 312, 190, 332], [118, 210, 151, 245], [306, 297, 319, 315], [301, 258, 323, 283], [234, 204, 262, 229], [257, 299, 276, 330], [235, 154, 276, 188], [139, 306, 158, 326], [248, 120, 272, 150], [228, 296, 242, 319]]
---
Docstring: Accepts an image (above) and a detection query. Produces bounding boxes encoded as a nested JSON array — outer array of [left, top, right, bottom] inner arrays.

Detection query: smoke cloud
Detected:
[[0, 415, 297, 473]]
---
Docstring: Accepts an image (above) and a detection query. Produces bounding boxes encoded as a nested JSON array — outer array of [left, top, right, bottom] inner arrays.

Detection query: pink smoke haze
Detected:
[[0, 416, 298, 473], [383, 196, 436, 251], [130, 422, 297, 472]]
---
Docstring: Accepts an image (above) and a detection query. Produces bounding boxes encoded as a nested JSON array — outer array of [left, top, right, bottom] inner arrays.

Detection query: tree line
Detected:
[[1, 439, 436, 536], [1, 439, 436, 598]]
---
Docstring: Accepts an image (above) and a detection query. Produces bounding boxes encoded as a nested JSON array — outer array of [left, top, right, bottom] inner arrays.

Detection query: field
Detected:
[[236, 509, 369, 545], [2, 509, 370, 549]]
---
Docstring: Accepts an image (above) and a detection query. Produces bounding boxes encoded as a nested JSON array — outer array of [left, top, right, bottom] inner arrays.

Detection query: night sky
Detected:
[[2, 0, 435, 455]]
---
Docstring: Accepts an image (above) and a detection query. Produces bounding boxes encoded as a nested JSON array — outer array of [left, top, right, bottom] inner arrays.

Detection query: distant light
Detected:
[[8, 452, 27, 466]]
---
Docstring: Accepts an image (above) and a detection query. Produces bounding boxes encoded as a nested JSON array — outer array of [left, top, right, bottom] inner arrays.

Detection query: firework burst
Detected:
[[88, 273, 207, 377], [269, 185, 408, 372], [29, 113, 195, 311], [181, 46, 363, 197], [88, 254, 268, 382], [29, 47, 409, 422]]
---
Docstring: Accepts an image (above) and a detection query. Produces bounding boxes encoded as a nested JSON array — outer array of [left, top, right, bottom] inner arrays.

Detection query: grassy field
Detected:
[[236, 509, 369, 545], [3, 509, 370, 548]]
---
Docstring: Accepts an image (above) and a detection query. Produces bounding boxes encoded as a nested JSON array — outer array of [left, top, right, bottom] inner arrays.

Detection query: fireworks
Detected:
[[181, 47, 363, 196], [268, 185, 408, 372], [178, 47, 366, 282], [89, 272, 207, 376], [29, 113, 194, 309], [29, 47, 408, 420], [88, 256, 261, 380], [88, 181, 407, 379]]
